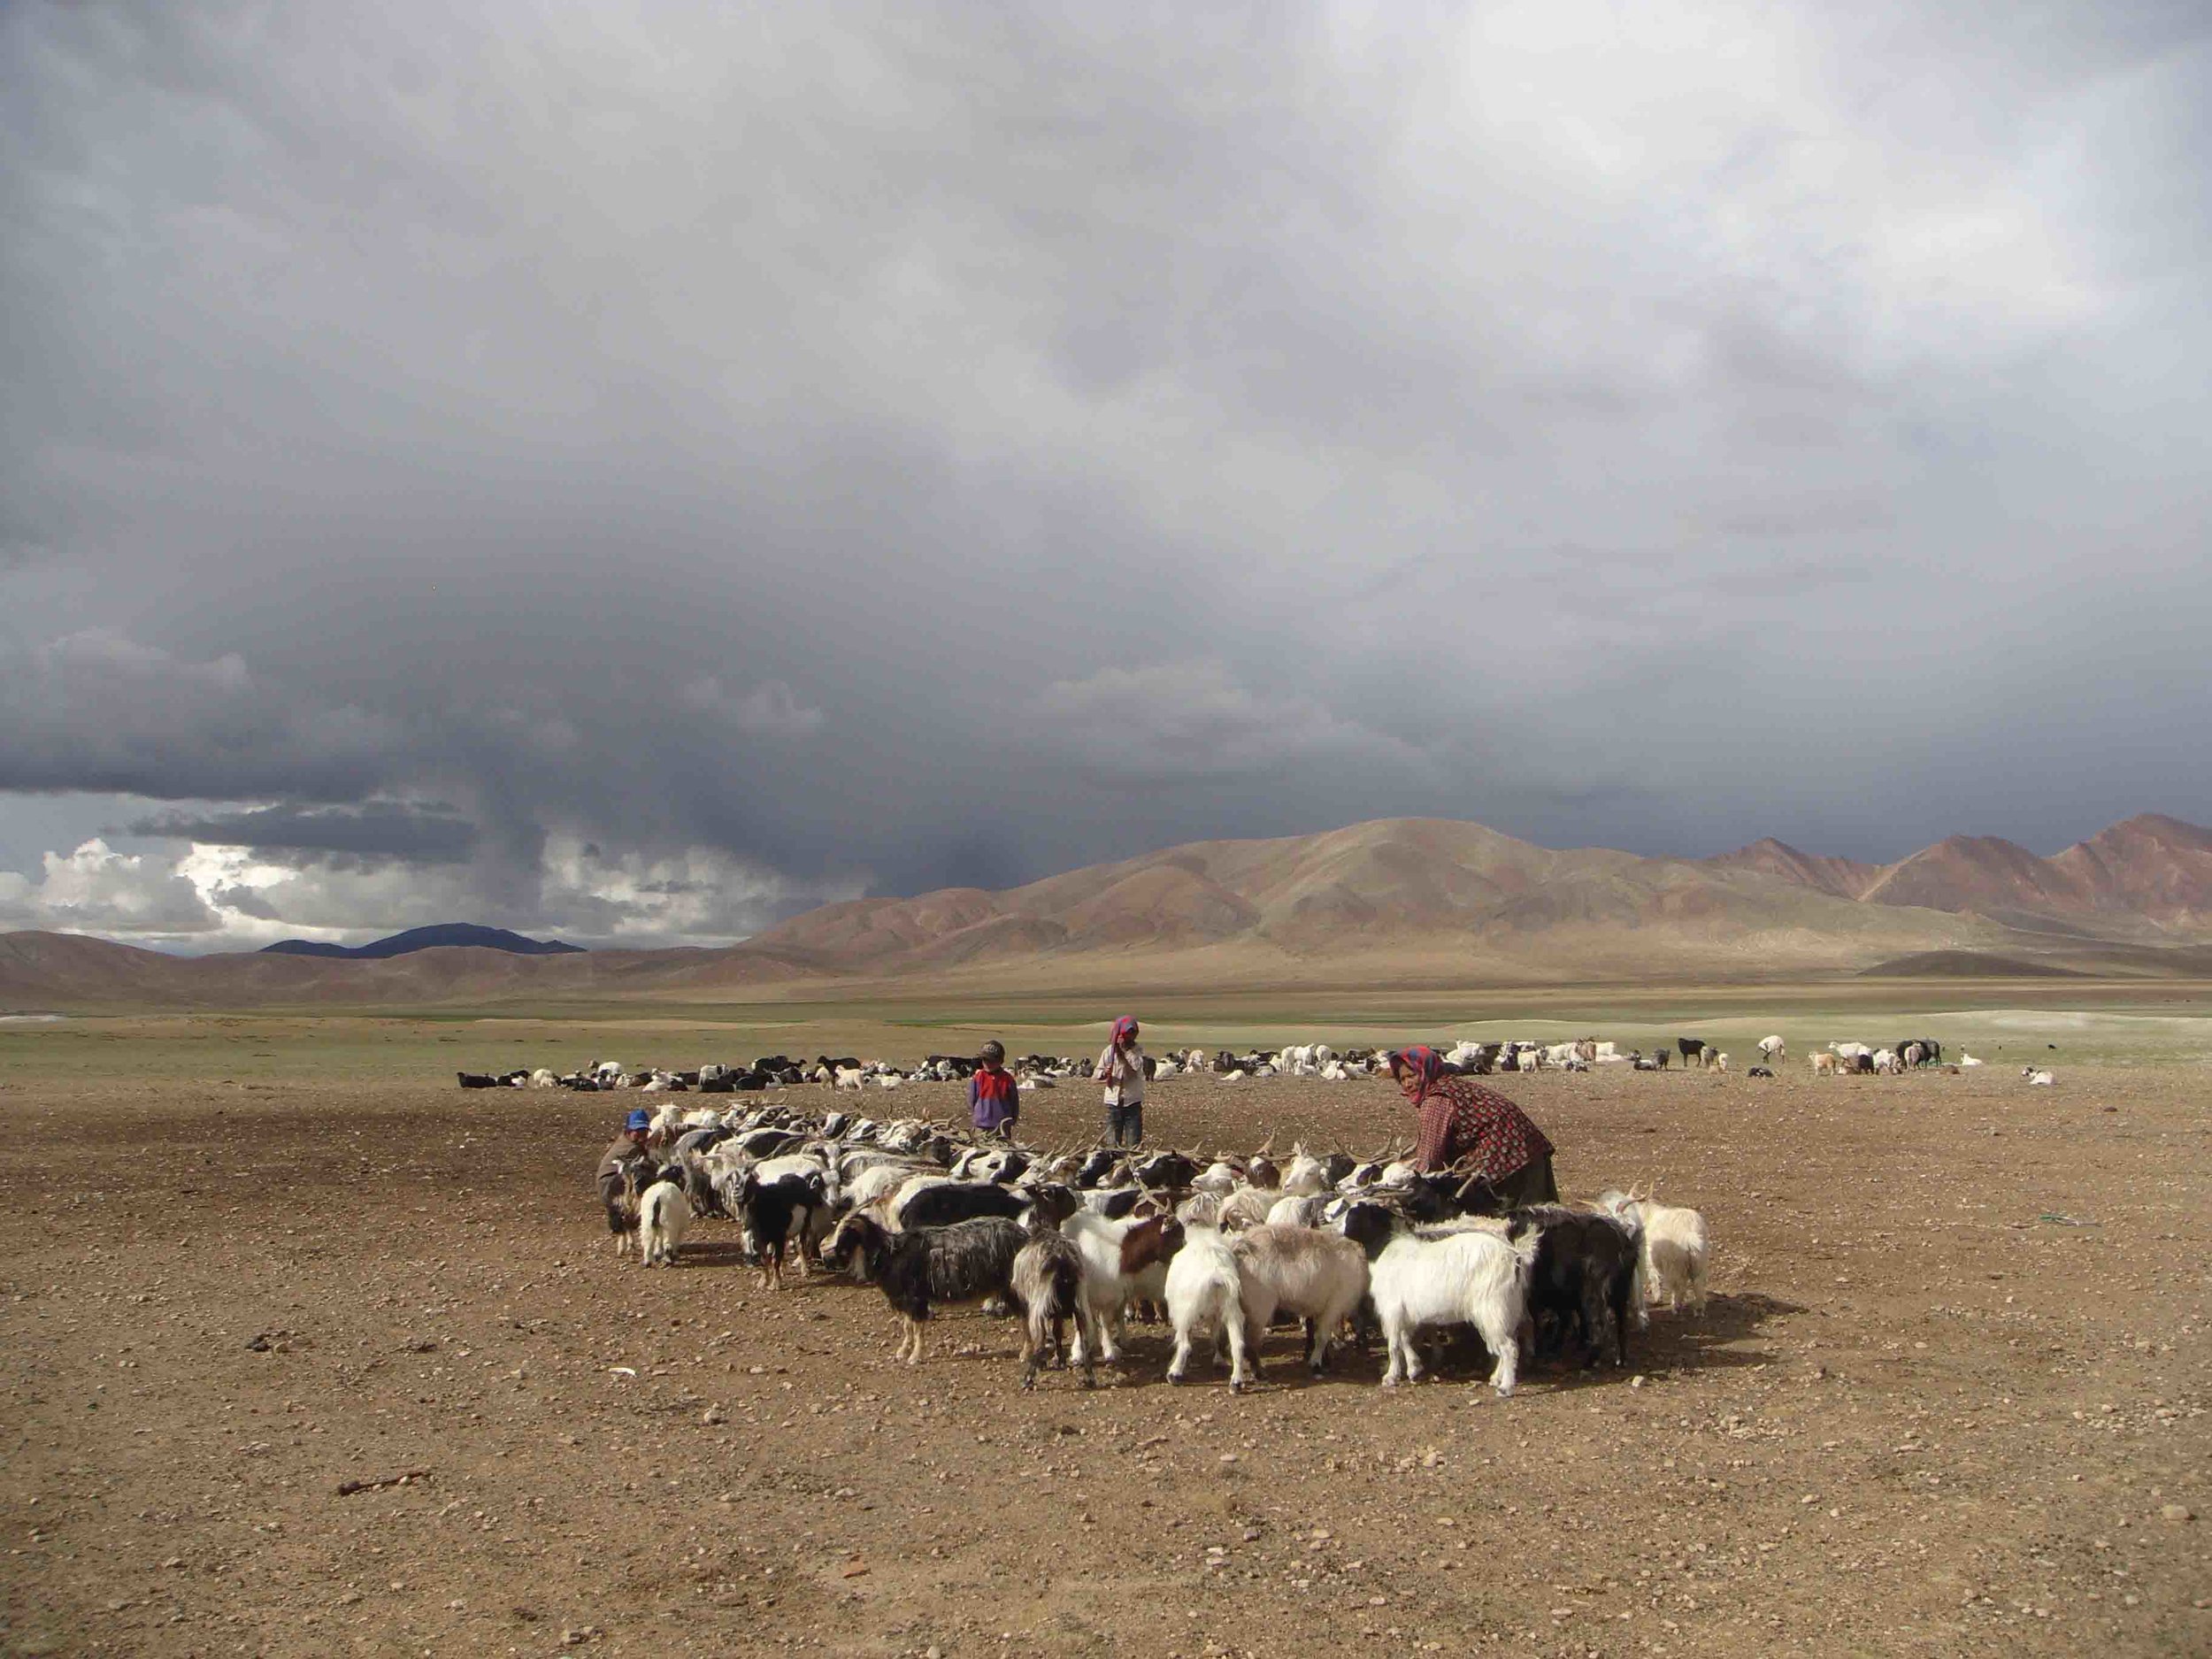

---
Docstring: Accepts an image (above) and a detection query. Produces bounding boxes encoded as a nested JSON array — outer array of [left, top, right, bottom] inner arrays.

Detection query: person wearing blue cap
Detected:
[[595, 1108, 655, 1213]]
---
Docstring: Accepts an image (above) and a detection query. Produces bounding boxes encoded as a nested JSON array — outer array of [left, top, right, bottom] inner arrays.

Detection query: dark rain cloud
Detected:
[[1, 1, 2209, 947], [121, 802, 480, 864]]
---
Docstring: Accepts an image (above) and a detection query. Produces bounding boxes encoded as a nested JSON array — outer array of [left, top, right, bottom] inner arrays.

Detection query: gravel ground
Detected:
[[4, 1062, 2208, 1658]]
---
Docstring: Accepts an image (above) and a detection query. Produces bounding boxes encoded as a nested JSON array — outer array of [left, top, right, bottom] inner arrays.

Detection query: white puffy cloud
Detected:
[[0, 833, 857, 953], [0, 840, 224, 939]]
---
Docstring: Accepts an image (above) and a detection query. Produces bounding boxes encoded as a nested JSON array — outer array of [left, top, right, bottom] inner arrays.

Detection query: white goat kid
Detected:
[[637, 1177, 693, 1267], [1164, 1206, 1255, 1391]]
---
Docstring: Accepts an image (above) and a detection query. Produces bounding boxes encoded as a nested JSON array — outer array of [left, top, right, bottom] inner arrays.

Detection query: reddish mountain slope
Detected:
[[1703, 839, 1881, 900], [7, 813, 2212, 1009], [1712, 814, 2212, 934]]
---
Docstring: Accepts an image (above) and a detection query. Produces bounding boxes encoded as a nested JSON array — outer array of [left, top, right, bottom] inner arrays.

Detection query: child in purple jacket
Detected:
[[970, 1041, 1018, 1139]]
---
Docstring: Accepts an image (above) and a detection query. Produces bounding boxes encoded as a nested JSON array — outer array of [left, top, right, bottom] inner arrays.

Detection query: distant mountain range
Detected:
[[5, 812, 2212, 1009], [1706, 813, 2212, 933], [261, 923, 584, 959]]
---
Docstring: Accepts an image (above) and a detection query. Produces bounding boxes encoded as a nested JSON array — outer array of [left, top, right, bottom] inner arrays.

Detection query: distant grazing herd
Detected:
[[458, 1030, 2020, 1092]]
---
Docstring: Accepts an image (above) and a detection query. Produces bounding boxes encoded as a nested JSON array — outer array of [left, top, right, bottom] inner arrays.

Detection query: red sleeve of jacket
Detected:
[[1415, 1098, 1455, 1172]]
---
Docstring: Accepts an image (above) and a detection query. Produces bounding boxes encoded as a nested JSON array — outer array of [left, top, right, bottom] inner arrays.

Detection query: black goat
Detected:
[[736, 1167, 828, 1290], [821, 1214, 1026, 1365], [1519, 1207, 1640, 1370], [891, 1179, 1033, 1231]]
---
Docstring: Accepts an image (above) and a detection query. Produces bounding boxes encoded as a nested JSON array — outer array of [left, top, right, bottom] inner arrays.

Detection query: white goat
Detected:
[[1063, 1210, 1182, 1366], [1216, 1185, 1280, 1232], [637, 1178, 692, 1268], [1756, 1034, 1785, 1065], [1596, 1190, 1709, 1320], [1960, 1053, 1984, 1067], [1229, 1224, 1369, 1376], [1279, 1144, 1330, 1196], [1265, 1193, 1330, 1229], [1340, 1205, 1537, 1394], [2024, 1068, 2055, 1086], [1164, 1207, 1255, 1391]]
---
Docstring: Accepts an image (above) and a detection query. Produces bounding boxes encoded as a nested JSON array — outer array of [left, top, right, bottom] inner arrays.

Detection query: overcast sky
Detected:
[[4, 2, 2209, 950]]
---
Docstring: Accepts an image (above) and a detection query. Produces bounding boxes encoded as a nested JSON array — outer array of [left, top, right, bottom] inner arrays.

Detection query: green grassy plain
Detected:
[[7, 975, 2212, 1085]]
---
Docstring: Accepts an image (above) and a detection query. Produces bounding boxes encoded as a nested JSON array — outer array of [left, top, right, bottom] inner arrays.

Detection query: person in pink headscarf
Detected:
[[1094, 1015, 1148, 1147]]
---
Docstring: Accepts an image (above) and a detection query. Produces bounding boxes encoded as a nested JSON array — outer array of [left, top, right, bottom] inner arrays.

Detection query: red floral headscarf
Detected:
[[1389, 1045, 1446, 1105]]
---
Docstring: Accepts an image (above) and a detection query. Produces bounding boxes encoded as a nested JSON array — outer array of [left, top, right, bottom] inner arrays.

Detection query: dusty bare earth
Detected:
[[4, 1058, 2209, 1659]]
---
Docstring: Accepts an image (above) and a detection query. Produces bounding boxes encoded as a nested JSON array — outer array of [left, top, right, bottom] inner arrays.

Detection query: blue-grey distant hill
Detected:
[[260, 924, 585, 959]]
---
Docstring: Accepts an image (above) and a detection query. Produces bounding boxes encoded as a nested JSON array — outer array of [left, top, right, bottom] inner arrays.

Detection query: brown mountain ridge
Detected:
[[5, 813, 2211, 1009]]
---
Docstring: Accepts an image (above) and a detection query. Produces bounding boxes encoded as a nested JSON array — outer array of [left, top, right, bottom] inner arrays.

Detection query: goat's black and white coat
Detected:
[[822, 1213, 1027, 1366], [1010, 1225, 1095, 1389]]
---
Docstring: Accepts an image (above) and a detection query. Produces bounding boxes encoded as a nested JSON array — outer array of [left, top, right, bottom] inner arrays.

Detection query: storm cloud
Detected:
[[2, 2, 2208, 949]]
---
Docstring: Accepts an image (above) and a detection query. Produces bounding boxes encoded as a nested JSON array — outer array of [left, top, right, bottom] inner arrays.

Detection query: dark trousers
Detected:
[[1494, 1153, 1558, 1208], [1106, 1101, 1143, 1147]]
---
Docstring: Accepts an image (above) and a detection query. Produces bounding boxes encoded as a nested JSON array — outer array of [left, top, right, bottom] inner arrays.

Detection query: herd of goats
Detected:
[[451, 1029, 2047, 1393], [526, 1040, 1744, 1394]]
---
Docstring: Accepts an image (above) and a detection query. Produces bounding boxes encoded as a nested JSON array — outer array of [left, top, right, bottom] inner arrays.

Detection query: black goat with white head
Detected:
[[821, 1213, 1027, 1366], [735, 1164, 829, 1290]]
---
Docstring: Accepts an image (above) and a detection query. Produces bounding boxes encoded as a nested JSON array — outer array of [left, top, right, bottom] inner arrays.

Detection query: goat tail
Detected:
[[1501, 1219, 1544, 1286], [1025, 1252, 1081, 1351]]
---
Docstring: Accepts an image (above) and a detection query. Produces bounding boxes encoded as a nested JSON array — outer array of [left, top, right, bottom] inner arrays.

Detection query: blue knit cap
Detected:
[[625, 1109, 651, 1132]]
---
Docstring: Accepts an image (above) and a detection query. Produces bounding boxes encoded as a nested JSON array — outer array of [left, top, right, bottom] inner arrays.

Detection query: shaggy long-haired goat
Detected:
[[1010, 1225, 1094, 1389], [636, 1171, 692, 1268], [1339, 1203, 1538, 1394], [822, 1213, 1025, 1366], [606, 1160, 659, 1256], [1228, 1223, 1370, 1378], [1164, 1199, 1255, 1391], [1595, 1189, 1709, 1319]]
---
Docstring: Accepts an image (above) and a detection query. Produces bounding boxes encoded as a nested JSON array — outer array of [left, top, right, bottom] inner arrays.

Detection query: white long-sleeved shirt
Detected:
[[1094, 1043, 1146, 1107]]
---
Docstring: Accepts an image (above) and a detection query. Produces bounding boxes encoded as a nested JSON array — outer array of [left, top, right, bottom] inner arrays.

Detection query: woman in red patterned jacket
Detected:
[[1389, 1045, 1559, 1207]]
